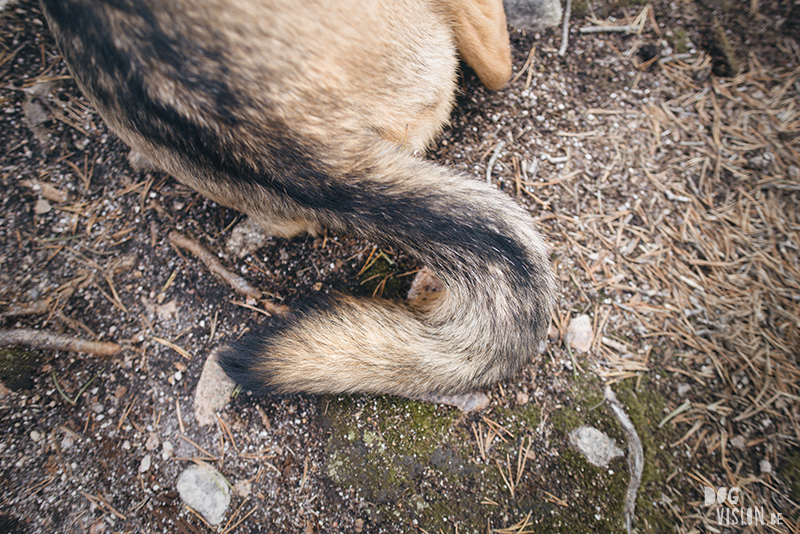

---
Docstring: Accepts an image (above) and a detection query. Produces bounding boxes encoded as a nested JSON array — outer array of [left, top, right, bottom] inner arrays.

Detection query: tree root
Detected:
[[0, 329, 121, 356]]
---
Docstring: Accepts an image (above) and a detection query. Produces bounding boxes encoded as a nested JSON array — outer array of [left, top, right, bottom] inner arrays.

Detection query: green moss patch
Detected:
[[0, 348, 40, 391]]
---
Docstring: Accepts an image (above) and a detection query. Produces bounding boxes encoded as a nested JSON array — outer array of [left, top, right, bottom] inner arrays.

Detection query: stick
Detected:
[[0, 299, 51, 319], [605, 387, 643, 534], [486, 141, 506, 185], [559, 0, 572, 56], [0, 329, 121, 356], [579, 25, 635, 34], [168, 231, 262, 300]]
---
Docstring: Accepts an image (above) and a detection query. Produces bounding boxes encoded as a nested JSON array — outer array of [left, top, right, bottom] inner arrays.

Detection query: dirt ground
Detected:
[[1, 0, 799, 532]]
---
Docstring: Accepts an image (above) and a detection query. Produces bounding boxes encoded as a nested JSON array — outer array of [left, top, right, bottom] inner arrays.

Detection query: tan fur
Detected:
[[40, 0, 556, 399], [444, 0, 513, 90]]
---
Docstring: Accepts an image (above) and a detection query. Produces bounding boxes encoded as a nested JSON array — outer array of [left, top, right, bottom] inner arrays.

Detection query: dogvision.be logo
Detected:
[[704, 487, 783, 526]]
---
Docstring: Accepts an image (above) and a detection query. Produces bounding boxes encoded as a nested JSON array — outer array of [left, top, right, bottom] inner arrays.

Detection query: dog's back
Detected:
[[40, 0, 555, 398]]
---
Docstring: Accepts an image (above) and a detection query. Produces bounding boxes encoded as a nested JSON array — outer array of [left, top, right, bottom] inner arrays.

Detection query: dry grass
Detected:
[[565, 50, 800, 531]]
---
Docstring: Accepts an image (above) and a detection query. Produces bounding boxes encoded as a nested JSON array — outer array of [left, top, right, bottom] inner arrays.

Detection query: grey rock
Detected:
[[569, 426, 624, 468], [193, 348, 236, 426], [504, 0, 563, 31], [566, 314, 593, 352], [177, 464, 231, 525], [417, 391, 491, 412], [138, 454, 151, 473], [226, 217, 269, 259]]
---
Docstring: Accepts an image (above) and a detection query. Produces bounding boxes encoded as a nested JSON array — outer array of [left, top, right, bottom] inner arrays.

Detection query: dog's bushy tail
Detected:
[[218, 142, 555, 398]]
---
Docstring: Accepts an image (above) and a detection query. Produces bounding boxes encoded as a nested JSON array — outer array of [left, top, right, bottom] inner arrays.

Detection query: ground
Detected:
[[0, 0, 798, 532]]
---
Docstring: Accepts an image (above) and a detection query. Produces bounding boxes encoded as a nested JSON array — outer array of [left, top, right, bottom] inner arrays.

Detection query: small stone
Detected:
[[34, 199, 51, 215], [161, 441, 174, 461], [177, 464, 231, 525], [503, 0, 563, 30], [569, 426, 624, 468], [114, 385, 128, 399], [417, 391, 490, 412], [760, 459, 772, 474], [194, 349, 236, 426], [730, 435, 746, 449], [226, 217, 269, 259], [566, 315, 593, 352], [677, 383, 691, 396], [40, 183, 67, 203], [548, 323, 559, 339], [235, 479, 252, 498], [516, 391, 529, 406], [139, 454, 151, 473], [30, 430, 42, 443], [61, 435, 74, 450], [354, 518, 364, 533], [145, 433, 159, 451]]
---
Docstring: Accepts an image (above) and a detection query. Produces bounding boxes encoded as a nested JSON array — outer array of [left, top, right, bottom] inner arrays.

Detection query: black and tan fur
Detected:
[[39, 0, 556, 399]]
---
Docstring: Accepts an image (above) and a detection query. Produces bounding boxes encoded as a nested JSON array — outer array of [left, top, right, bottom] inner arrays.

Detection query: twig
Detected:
[[220, 505, 257, 534], [151, 336, 192, 360], [659, 53, 694, 64], [229, 299, 288, 317], [543, 491, 569, 507], [53, 372, 99, 406], [486, 141, 506, 185], [658, 400, 691, 428], [605, 387, 643, 534], [510, 44, 537, 86], [176, 398, 185, 434], [496, 456, 516, 498], [168, 231, 263, 300], [542, 153, 568, 164], [117, 397, 136, 431], [179, 434, 216, 459], [0, 299, 51, 319], [564, 339, 580, 377], [80, 491, 127, 521], [0, 329, 121, 356], [299, 456, 309, 492], [579, 24, 635, 34], [216, 414, 238, 454], [559, 0, 572, 57]]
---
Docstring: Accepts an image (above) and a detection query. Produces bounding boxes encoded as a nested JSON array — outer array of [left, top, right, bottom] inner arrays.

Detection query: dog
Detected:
[[39, 0, 556, 400]]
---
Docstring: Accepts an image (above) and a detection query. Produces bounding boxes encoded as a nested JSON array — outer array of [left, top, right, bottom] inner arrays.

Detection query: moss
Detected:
[[551, 405, 584, 434], [670, 27, 690, 55], [780, 450, 800, 503], [355, 253, 403, 299], [319, 373, 679, 533], [572, 0, 590, 18], [699, 0, 733, 12], [321, 395, 486, 529], [541, 447, 629, 533], [0, 348, 40, 391], [709, 18, 739, 77], [492, 402, 542, 437], [612, 377, 679, 533], [526, 373, 679, 533], [322, 394, 565, 532]]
